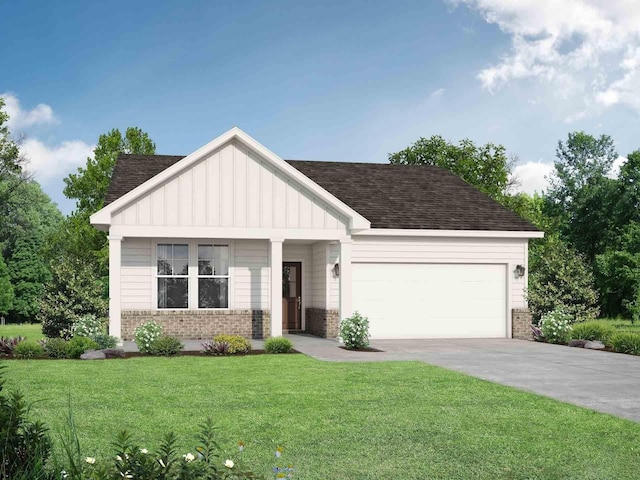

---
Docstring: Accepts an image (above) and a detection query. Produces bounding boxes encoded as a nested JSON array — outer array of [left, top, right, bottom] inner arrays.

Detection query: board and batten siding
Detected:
[[111, 141, 349, 231], [335, 236, 529, 310], [121, 238, 153, 309]]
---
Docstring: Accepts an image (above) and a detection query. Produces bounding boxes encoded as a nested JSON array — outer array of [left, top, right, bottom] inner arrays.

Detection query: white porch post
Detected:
[[270, 238, 284, 337], [108, 234, 122, 340], [339, 237, 353, 322]]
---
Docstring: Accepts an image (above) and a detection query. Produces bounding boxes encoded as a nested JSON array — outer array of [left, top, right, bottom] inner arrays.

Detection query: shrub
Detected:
[[264, 336, 294, 354], [66, 336, 99, 359], [134, 321, 163, 354], [539, 308, 573, 344], [339, 311, 370, 350], [527, 236, 599, 323], [213, 334, 251, 354], [0, 336, 24, 356], [13, 339, 44, 359], [43, 337, 69, 359], [569, 321, 617, 343], [0, 365, 52, 478], [202, 340, 231, 355], [609, 332, 640, 355], [70, 313, 106, 339], [38, 257, 108, 339], [93, 333, 118, 349], [150, 335, 183, 356]]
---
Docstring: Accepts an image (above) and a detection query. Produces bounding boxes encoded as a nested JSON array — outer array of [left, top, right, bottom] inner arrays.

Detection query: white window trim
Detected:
[[151, 239, 235, 311], [156, 242, 190, 310]]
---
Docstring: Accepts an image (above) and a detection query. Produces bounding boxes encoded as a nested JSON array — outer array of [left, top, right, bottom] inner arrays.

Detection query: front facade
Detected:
[[91, 128, 543, 341]]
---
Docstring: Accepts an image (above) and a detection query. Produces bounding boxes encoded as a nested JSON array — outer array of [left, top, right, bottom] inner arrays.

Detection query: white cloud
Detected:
[[512, 160, 554, 195], [21, 138, 94, 183], [607, 155, 627, 179], [452, 0, 640, 115], [1, 92, 58, 130], [430, 88, 446, 98]]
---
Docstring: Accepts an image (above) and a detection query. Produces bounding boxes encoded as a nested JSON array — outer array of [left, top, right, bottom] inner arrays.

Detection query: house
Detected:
[[90, 127, 543, 341]]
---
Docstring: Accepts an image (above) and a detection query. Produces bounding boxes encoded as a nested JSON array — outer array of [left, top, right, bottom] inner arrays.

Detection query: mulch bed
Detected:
[[1, 350, 301, 360], [338, 346, 385, 352]]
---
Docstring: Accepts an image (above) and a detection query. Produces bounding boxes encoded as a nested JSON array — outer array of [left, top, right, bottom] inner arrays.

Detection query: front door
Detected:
[[282, 262, 302, 330]]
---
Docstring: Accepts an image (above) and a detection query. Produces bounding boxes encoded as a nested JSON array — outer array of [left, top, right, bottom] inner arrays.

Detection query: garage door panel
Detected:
[[352, 263, 506, 339]]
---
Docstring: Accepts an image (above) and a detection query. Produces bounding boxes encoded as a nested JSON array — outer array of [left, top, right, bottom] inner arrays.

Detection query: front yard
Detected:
[[3, 355, 640, 479]]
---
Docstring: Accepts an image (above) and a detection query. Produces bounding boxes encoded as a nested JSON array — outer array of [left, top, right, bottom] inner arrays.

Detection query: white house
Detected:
[[90, 127, 543, 341]]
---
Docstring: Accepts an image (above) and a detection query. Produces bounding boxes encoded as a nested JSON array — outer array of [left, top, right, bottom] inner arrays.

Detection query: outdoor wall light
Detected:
[[333, 263, 340, 278], [515, 265, 526, 278]]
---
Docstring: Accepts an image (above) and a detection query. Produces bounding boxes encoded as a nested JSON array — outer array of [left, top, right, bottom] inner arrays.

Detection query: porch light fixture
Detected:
[[515, 265, 526, 278], [333, 263, 340, 278]]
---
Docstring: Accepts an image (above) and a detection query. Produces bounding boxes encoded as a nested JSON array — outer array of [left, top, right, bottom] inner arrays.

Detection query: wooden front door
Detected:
[[282, 262, 302, 330]]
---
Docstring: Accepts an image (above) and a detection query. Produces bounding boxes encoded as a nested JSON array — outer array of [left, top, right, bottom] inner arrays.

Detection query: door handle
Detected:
[[297, 296, 301, 309]]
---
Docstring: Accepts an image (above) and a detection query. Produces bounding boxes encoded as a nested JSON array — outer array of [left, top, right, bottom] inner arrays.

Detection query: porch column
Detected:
[[108, 234, 122, 340], [270, 238, 284, 337], [339, 237, 353, 322]]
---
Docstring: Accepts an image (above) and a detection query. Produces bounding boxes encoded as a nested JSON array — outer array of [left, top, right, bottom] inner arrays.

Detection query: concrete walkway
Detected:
[[286, 335, 640, 422]]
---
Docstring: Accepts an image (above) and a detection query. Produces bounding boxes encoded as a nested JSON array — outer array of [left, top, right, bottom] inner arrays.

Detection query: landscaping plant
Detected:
[[609, 332, 640, 355], [150, 335, 183, 356], [539, 308, 573, 344], [66, 336, 99, 359], [43, 337, 69, 359], [92, 332, 118, 349], [0, 335, 24, 356], [569, 321, 616, 343], [13, 339, 44, 359], [202, 340, 232, 356], [264, 336, 294, 354], [134, 320, 163, 354], [212, 334, 251, 354], [339, 311, 370, 350], [70, 313, 106, 339]]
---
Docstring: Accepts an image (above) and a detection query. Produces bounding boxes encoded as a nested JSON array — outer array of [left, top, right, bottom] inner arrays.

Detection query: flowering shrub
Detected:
[[339, 311, 370, 350], [71, 314, 106, 339], [134, 321, 163, 354], [539, 308, 573, 344]]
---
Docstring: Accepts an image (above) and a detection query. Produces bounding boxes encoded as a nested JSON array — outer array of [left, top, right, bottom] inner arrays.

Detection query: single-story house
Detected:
[[90, 127, 543, 341]]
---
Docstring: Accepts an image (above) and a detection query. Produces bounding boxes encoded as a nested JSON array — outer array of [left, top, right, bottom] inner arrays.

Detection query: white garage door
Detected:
[[352, 263, 507, 339]]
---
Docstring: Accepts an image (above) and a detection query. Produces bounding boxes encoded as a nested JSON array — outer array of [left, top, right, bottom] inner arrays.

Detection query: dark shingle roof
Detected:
[[105, 154, 539, 231]]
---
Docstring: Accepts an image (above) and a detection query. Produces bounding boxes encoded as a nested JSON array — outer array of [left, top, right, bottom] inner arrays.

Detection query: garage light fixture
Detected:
[[515, 265, 526, 278], [333, 263, 340, 278]]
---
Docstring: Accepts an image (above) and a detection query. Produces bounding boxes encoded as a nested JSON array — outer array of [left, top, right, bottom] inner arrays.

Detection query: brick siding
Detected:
[[512, 308, 533, 340], [305, 308, 340, 338], [121, 310, 270, 340]]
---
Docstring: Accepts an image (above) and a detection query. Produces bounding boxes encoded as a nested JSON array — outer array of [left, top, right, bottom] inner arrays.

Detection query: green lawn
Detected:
[[600, 318, 640, 333], [0, 322, 44, 339], [3, 356, 640, 479]]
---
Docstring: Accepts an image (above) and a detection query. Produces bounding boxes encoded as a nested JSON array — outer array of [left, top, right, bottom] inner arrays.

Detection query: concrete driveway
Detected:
[[287, 335, 640, 422]]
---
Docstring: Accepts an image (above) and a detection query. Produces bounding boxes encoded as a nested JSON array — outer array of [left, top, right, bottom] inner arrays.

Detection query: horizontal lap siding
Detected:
[[234, 240, 269, 309], [121, 238, 152, 309], [328, 243, 340, 309], [310, 242, 327, 309], [348, 236, 528, 309]]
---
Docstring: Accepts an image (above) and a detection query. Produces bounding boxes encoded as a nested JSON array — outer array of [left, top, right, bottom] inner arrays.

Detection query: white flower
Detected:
[[140, 448, 148, 454], [225, 459, 234, 468], [85, 457, 96, 465], [116, 455, 123, 462], [183, 453, 195, 462]]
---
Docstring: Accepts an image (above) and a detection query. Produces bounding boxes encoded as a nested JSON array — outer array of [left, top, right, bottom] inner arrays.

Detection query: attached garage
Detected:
[[352, 263, 507, 339]]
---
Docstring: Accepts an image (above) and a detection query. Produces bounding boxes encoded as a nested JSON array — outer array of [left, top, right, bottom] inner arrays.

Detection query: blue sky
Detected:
[[2, 0, 640, 215]]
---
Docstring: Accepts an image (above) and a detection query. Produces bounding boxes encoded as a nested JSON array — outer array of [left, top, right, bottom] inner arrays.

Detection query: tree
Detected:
[[527, 236, 600, 323], [0, 98, 30, 211], [38, 258, 108, 338], [54, 127, 156, 283], [7, 236, 49, 323], [388, 135, 513, 202], [0, 255, 13, 318]]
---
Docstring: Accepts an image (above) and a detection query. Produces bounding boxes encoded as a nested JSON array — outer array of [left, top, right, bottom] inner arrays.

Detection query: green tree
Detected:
[[0, 98, 29, 211], [388, 135, 513, 201], [55, 127, 155, 282], [7, 236, 49, 323], [527, 236, 599, 323], [38, 257, 108, 338], [0, 255, 13, 318]]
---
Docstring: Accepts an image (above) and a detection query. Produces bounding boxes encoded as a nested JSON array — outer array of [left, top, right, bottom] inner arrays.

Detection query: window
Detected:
[[198, 245, 229, 308], [157, 244, 189, 309]]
